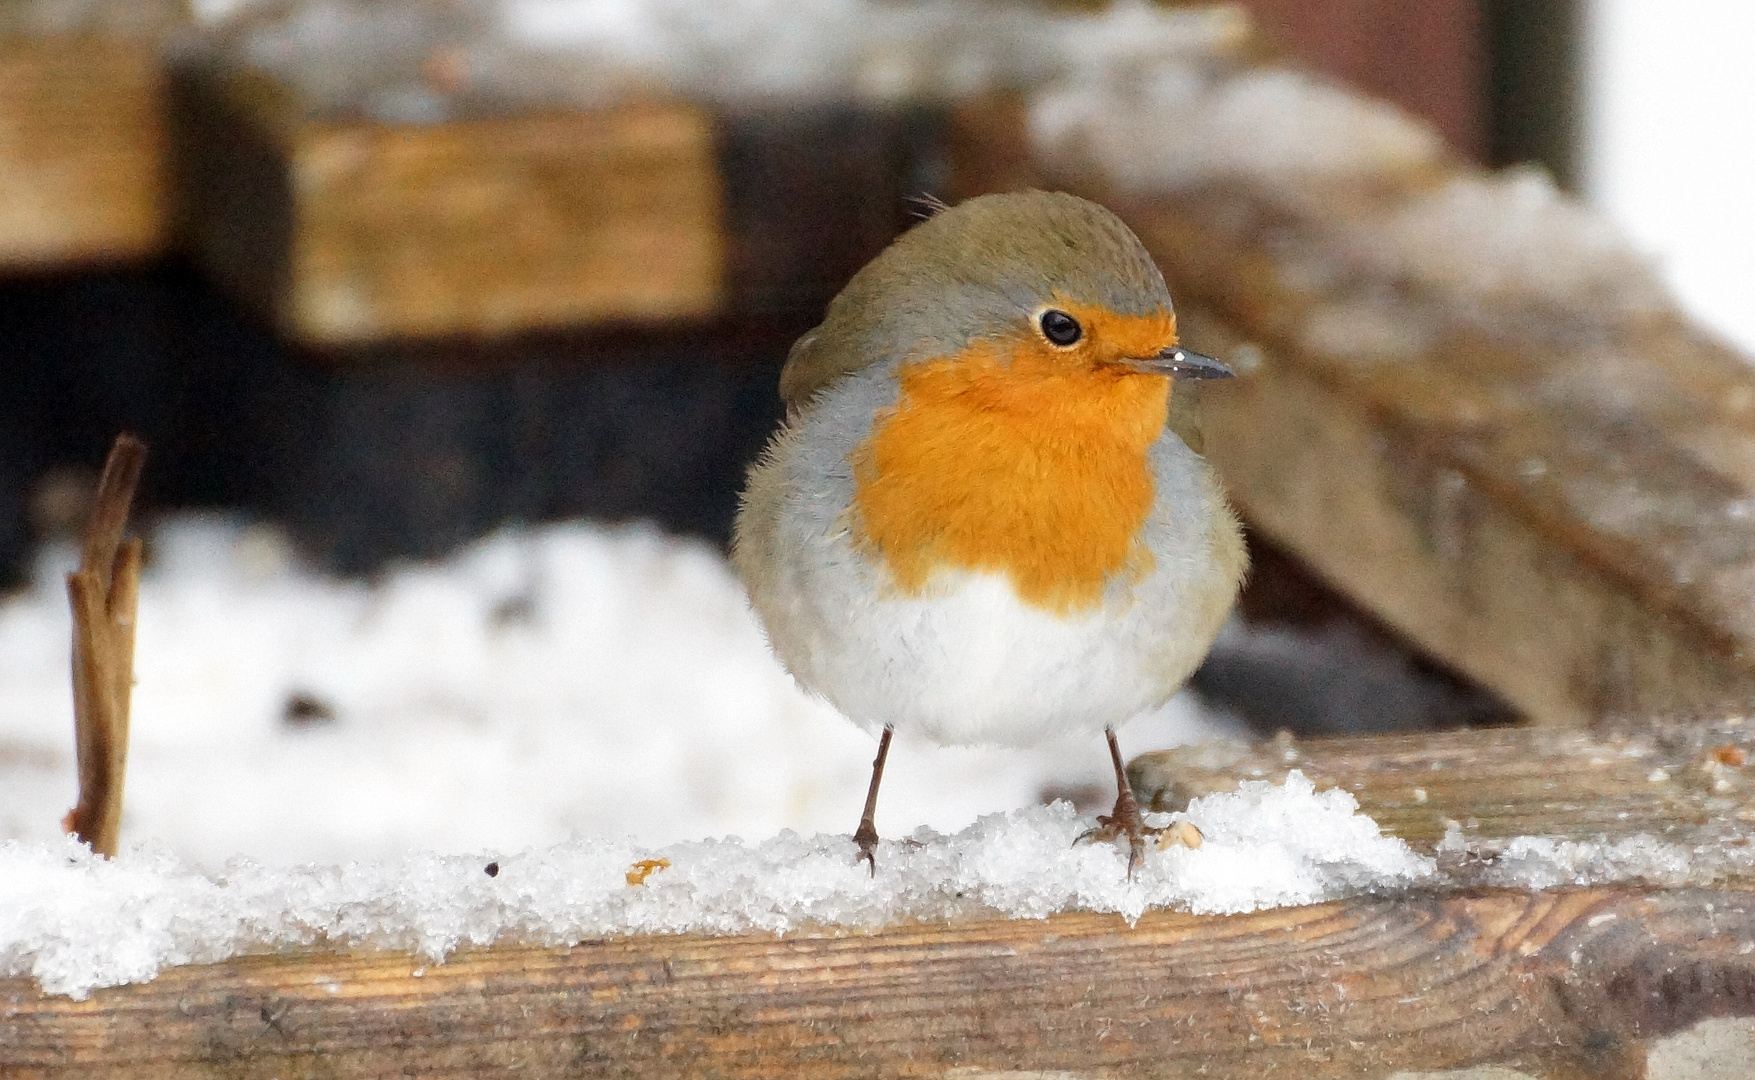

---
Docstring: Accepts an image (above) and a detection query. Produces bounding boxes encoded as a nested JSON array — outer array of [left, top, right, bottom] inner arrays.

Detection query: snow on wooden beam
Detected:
[[5, 718, 1755, 1078]]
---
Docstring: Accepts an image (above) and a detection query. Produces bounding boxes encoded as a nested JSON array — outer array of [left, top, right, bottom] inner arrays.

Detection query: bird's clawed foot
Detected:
[[1079, 727, 1202, 879], [854, 818, 880, 877], [1076, 788, 1159, 879], [1077, 796, 1203, 878]]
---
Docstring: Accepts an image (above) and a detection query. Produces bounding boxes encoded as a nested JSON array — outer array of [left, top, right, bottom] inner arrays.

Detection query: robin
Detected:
[[733, 191, 1246, 875]]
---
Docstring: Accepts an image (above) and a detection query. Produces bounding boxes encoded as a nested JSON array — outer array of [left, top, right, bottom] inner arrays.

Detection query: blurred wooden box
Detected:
[[0, 35, 167, 267], [172, 68, 725, 345]]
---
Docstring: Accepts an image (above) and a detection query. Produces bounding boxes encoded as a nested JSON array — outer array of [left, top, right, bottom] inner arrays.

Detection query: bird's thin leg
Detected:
[[1077, 726, 1159, 878], [853, 726, 893, 876], [1104, 726, 1150, 877]]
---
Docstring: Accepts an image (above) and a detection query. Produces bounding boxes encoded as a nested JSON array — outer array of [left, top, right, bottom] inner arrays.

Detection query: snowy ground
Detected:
[[0, 515, 1239, 867]]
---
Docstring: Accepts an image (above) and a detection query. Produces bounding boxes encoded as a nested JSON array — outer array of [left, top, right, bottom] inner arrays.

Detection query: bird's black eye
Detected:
[[1039, 309, 1082, 346]]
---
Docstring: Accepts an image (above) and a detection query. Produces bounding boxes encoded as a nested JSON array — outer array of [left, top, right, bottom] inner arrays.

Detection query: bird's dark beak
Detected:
[[1125, 346, 1235, 380]]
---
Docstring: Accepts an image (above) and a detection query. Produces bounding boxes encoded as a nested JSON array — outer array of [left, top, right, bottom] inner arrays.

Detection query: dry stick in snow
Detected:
[[61, 434, 147, 858]]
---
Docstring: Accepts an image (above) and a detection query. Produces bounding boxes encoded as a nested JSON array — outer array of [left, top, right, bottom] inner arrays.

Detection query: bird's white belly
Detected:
[[785, 565, 1209, 746]]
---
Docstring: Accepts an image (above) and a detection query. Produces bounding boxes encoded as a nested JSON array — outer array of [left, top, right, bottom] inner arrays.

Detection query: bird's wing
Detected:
[[1166, 381, 1207, 455], [778, 323, 880, 409]]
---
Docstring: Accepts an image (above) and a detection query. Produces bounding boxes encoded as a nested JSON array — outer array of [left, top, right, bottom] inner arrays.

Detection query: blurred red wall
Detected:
[[1236, 0, 1485, 160]]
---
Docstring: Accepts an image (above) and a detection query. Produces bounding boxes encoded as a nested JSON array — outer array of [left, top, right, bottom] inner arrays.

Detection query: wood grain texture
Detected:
[[290, 106, 724, 342], [0, 36, 167, 265], [3, 887, 1754, 1079]]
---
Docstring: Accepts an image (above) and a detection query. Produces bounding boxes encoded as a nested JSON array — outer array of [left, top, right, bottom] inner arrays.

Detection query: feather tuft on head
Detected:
[[908, 192, 952, 220]]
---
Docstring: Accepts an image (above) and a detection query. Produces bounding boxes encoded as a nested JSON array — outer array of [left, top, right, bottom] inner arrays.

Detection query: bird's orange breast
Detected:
[[850, 341, 1171, 614]]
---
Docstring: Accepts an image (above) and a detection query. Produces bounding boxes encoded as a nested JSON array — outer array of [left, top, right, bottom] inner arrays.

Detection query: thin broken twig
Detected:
[[61, 434, 147, 857]]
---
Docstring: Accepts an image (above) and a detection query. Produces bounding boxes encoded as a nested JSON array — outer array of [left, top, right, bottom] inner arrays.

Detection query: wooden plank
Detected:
[[291, 107, 724, 341], [0, 36, 167, 266], [172, 66, 725, 344], [0, 886, 1751, 1079]]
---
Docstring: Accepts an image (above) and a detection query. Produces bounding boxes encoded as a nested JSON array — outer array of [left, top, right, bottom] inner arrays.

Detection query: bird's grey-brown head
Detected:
[[779, 191, 1227, 407]]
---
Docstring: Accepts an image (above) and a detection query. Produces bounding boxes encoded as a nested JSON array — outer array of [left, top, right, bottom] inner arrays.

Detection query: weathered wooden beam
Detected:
[[0, 886, 1750, 1080], [170, 64, 726, 345], [1130, 719, 1755, 858]]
